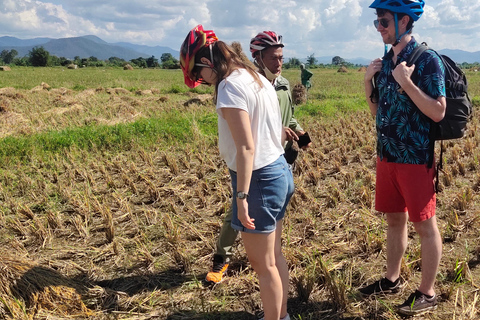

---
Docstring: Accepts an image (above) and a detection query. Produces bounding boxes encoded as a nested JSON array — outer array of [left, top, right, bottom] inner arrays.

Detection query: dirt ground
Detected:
[[0, 87, 479, 319]]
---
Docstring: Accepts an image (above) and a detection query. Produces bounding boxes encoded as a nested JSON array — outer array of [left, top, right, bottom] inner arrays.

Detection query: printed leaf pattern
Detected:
[[376, 39, 446, 164]]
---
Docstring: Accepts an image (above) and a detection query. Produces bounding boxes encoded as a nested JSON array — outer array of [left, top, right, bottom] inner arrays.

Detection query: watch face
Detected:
[[237, 192, 247, 199]]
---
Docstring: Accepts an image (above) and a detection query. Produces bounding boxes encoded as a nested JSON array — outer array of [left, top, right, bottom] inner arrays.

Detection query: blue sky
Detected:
[[0, 0, 479, 60]]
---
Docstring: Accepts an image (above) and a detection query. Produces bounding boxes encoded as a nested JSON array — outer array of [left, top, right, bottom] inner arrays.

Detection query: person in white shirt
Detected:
[[180, 25, 294, 320]]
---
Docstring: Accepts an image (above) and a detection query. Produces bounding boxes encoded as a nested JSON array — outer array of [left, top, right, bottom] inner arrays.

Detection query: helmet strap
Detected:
[[196, 45, 217, 72], [392, 13, 411, 47], [208, 45, 215, 68]]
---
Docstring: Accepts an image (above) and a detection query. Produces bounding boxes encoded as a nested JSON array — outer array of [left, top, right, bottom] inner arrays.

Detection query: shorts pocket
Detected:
[[254, 168, 289, 210]]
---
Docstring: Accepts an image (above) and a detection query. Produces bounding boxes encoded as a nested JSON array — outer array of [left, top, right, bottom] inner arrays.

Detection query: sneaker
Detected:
[[397, 290, 437, 316], [205, 255, 229, 284], [258, 313, 290, 320], [359, 277, 403, 296]]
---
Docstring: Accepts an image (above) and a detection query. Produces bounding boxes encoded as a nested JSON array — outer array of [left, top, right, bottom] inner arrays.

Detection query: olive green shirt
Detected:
[[275, 75, 303, 150]]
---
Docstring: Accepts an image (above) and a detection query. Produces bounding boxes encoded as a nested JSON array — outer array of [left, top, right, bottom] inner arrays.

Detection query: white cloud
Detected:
[[0, 0, 479, 60]]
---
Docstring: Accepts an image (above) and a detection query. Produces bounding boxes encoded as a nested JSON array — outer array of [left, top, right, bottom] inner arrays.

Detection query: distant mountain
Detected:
[[438, 49, 480, 64], [0, 44, 35, 58], [0, 35, 179, 61], [113, 42, 179, 59], [0, 36, 52, 47], [80, 35, 109, 45], [314, 56, 335, 65], [42, 37, 148, 60], [0, 35, 478, 64], [315, 50, 480, 66]]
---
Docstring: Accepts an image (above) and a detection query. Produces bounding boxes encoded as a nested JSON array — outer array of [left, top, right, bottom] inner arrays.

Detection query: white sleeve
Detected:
[[216, 80, 248, 113]]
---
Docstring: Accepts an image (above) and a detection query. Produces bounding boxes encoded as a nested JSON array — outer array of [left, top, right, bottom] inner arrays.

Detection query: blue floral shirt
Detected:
[[376, 37, 446, 164]]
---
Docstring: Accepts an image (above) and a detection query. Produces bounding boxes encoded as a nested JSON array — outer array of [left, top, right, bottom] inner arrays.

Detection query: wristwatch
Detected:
[[236, 191, 249, 199]]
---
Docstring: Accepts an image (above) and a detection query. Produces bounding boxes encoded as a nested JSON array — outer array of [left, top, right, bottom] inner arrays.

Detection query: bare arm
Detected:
[[221, 107, 255, 230], [393, 61, 446, 122]]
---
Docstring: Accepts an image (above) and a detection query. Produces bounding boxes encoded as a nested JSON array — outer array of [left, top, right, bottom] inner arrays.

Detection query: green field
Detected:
[[0, 66, 479, 320]]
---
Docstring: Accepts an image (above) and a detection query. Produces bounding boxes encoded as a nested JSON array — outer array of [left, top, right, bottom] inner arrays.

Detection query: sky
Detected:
[[0, 0, 479, 61]]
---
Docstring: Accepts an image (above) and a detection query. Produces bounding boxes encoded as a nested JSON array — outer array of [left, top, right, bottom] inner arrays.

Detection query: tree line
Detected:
[[0, 46, 181, 69], [282, 53, 364, 69], [3, 47, 478, 70], [282, 53, 480, 70]]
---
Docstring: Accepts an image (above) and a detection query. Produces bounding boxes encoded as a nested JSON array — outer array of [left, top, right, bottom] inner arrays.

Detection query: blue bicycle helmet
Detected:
[[369, 0, 424, 21]]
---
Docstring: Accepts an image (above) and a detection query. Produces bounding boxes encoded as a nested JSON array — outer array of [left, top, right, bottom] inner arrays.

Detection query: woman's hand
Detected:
[[237, 198, 255, 229]]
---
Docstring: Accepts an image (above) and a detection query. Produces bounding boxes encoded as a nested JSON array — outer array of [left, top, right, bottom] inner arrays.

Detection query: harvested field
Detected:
[[0, 67, 479, 320]]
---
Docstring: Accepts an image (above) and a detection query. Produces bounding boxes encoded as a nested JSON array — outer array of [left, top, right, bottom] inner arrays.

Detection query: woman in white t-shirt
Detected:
[[180, 25, 294, 320]]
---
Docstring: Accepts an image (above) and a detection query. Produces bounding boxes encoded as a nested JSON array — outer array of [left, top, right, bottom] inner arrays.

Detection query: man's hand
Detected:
[[284, 127, 298, 142], [392, 61, 415, 90], [297, 131, 312, 150], [365, 58, 382, 82]]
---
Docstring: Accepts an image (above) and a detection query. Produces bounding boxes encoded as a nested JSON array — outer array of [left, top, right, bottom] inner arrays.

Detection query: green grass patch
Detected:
[[0, 67, 187, 91], [0, 110, 215, 166], [196, 113, 218, 136], [72, 84, 87, 91], [297, 98, 367, 118], [167, 84, 187, 94]]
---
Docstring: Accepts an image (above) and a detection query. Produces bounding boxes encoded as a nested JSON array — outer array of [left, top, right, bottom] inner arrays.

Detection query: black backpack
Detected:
[[407, 42, 473, 141], [407, 43, 473, 191]]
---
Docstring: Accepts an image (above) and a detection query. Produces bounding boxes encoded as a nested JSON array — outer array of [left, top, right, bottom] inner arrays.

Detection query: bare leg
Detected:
[[242, 230, 282, 320], [274, 222, 288, 318], [413, 216, 442, 296], [385, 212, 408, 282]]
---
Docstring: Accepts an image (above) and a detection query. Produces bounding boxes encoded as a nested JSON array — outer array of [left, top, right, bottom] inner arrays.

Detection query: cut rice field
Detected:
[[0, 66, 479, 320]]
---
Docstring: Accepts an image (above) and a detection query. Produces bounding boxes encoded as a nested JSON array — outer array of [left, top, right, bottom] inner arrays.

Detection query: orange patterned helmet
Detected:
[[180, 25, 218, 88]]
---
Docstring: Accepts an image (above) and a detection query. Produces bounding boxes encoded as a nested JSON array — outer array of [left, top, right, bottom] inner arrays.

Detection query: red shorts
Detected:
[[375, 157, 436, 222]]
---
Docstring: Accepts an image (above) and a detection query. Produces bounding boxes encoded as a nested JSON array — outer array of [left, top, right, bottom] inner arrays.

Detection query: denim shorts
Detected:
[[230, 156, 295, 234]]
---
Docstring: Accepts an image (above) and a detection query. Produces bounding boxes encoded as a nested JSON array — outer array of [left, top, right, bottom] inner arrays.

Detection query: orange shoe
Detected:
[[205, 255, 229, 283]]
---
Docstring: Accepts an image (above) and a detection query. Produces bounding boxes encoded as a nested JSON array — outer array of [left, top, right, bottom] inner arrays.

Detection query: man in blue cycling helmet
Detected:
[[361, 0, 446, 316], [370, 0, 425, 53]]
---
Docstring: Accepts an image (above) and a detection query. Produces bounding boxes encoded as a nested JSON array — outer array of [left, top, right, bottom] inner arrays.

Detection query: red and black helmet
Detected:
[[249, 31, 284, 58], [180, 25, 218, 88]]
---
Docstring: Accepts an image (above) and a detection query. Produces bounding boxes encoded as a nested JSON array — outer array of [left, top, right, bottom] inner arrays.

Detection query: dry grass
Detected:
[[0, 256, 92, 319], [0, 70, 479, 319], [292, 84, 307, 105]]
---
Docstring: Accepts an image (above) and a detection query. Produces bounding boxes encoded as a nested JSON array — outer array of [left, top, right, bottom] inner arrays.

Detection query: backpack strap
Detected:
[[407, 42, 429, 67], [408, 43, 441, 191], [370, 72, 379, 104], [406, 42, 437, 169], [434, 141, 443, 193]]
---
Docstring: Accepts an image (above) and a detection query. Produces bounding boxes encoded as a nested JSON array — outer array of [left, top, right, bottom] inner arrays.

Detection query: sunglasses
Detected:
[[193, 72, 208, 84], [374, 18, 393, 29], [192, 64, 205, 82], [193, 70, 202, 82], [193, 63, 214, 84]]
